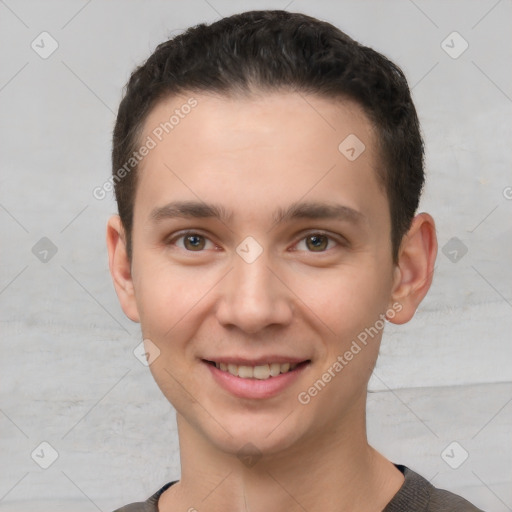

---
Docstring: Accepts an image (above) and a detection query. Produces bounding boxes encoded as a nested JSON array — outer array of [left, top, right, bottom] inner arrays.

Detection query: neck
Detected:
[[160, 399, 403, 512]]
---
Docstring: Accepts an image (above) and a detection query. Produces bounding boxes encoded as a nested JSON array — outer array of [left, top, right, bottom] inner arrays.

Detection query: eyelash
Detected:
[[166, 230, 345, 253]]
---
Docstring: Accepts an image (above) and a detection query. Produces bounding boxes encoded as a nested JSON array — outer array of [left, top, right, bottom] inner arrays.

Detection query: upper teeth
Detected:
[[215, 362, 298, 379]]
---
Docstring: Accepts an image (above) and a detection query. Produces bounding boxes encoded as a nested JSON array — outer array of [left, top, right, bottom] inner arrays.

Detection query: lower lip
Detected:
[[204, 361, 310, 400]]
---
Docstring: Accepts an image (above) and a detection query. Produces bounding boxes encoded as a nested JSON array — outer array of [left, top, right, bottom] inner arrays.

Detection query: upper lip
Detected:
[[203, 356, 310, 366]]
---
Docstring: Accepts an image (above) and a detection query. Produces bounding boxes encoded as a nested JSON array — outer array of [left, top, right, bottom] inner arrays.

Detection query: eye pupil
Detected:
[[184, 234, 205, 251], [306, 235, 328, 251]]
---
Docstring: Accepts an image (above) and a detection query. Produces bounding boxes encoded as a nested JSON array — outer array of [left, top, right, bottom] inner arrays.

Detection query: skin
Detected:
[[107, 91, 437, 512]]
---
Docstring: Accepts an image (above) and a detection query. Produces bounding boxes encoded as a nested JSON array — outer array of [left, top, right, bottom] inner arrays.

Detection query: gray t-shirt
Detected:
[[113, 465, 484, 511]]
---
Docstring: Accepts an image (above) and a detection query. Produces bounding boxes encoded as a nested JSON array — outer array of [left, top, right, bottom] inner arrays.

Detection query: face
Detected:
[[121, 91, 400, 456]]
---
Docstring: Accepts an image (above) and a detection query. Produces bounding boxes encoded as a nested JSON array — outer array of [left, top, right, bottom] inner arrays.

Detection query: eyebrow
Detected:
[[272, 201, 365, 226], [150, 201, 232, 223], [149, 200, 365, 226]]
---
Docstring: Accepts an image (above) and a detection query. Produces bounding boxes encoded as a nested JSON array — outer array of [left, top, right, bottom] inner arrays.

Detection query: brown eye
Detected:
[[168, 231, 216, 252], [183, 234, 206, 251], [305, 234, 329, 251]]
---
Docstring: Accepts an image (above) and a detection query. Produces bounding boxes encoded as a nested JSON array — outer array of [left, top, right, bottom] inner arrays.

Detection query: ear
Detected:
[[387, 213, 437, 325], [106, 215, 140, 323]]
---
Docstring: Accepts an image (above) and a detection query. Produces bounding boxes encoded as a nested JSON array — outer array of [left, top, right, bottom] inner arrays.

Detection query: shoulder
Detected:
[[428, 486, 484, 512], [384, 465, 484, 512]]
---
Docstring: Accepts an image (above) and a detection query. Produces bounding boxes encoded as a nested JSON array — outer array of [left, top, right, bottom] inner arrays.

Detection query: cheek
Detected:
[[133, 254, 216, 335], [133, 259, 214, 406], [290, 263, 390, 339], [293, 269, 389, 419]]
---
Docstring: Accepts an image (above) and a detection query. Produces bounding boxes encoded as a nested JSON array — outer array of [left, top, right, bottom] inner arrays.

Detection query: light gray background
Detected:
[[1, 1, 511, 511]]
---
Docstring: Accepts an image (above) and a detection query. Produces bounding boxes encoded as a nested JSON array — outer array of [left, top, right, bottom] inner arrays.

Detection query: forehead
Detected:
[[134, 91, 387, 230], [141, 91, 377, 165]]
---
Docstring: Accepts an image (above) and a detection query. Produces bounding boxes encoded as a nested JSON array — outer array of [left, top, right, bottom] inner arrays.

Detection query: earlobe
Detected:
[[388, 213, 437, 325], [106, 215, 140, 323]]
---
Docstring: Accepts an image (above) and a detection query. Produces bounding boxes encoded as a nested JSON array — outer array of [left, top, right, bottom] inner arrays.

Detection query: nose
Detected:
[[215, 251, 294, 334]]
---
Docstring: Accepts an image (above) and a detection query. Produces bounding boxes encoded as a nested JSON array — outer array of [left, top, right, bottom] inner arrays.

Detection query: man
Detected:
[[108, 10, 482, 511]]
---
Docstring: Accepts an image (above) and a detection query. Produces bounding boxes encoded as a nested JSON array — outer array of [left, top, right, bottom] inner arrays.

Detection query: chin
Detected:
[[200, 407, 310, 459]]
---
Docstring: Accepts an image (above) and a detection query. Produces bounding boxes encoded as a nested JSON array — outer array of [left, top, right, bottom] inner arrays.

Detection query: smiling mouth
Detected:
[[204, 360, 310, 380]]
